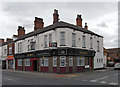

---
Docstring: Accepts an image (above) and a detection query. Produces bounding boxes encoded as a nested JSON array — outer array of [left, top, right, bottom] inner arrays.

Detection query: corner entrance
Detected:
[[33, 60, 37, 71]]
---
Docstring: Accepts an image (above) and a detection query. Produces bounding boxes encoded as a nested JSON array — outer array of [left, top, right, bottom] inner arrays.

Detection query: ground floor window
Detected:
[[69, 56, 73, 66], [8, 60, 14, 69], [25, 59, 30, 66], [60, 56, 66, 67], [77, 56, 84, 66], [53, 57, 57, 67], [40, 58, 48, 67], [18, 59, 22, 66]]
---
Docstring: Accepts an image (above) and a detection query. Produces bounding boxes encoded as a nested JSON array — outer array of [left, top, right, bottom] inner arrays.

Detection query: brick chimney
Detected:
[[53, 9, 59, 24], [18, 26, 25, 37], [6, 38, 13, 42], [84, 23, 88, 29], [0, 39, 4, 46], [34, 17, 44, 31], [76, 14, 82, 27]]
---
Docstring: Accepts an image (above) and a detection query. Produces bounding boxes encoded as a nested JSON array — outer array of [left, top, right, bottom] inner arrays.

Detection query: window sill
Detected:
[[82, 47, 86, 48], [60, 45, 66, 46]]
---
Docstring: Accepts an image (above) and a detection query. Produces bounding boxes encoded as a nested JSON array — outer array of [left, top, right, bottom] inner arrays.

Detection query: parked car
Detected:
[[114, 63, 120, 70], [107, 62, 114, 67]]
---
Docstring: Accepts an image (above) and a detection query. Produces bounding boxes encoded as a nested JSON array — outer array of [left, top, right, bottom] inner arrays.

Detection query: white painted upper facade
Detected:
[[15, 27, 104, 69]]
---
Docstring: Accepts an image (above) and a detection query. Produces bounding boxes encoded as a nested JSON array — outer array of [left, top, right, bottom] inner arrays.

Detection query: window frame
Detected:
[[77, 56, 85, 66], [60, 56, 66, 67], [72, 33, 76, 47], [69, 56, 73, 66], [60, 32, 65, 46], [44, 35, 48, 48], [53, 57, 57, 67], [18, 59, 22, 66], [25, 59, 30, 66], [82, 35, 86, 48]]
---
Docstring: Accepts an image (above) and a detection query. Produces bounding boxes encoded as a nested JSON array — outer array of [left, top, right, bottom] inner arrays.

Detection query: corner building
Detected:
[[14, 9, 104, 73]]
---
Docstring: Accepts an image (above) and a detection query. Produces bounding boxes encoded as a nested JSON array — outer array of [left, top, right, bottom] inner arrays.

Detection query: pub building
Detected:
[[14, 9, 104, 73]]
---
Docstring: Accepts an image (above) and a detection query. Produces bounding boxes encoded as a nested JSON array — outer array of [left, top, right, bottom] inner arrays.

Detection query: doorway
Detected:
[[33, 60, 37, 71]]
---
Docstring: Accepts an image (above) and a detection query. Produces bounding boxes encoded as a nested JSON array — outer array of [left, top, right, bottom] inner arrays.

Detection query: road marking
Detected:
[[82, 80, 87, 81], [108, 82, 118, 85], [99, 81, 106, 84], [90, 80, 97, 82], [99, 76, 109, 80], [114, 74, 118, 76]]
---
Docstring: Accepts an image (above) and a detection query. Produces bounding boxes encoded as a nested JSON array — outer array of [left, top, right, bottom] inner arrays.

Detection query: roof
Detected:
[[2, 40, 13, 46], [14, 21, 103, 42]]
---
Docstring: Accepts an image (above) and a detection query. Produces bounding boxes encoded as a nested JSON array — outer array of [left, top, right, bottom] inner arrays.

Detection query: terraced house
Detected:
[[14, 9, 104, 73]]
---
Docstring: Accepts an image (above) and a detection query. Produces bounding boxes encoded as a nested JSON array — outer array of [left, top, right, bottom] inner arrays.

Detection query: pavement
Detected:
[[2, 67, 120, 86]]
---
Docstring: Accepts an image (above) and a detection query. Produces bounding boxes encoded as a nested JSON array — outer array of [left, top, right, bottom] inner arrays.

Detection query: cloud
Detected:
[[97, 22, 108, 28]]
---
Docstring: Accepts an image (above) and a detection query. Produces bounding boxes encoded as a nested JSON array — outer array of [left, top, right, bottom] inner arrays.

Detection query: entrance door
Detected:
[[33, 60, 37, 71]]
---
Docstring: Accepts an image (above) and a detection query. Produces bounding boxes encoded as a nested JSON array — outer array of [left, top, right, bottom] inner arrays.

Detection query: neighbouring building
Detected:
[[14, 9, 104, 73], [1, 26, 25, 70], [106, 48, 120, 63]]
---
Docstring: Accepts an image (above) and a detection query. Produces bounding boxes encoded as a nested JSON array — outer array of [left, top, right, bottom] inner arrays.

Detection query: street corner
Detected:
[[48, 73, 80, 78]]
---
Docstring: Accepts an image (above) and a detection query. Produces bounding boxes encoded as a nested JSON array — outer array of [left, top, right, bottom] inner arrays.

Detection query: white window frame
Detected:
[[77, 56, 85, 66], [53, 57, 57, 67], [82, 36, 86, 48], [9, 47, 12, 54], [40, 58, 48, 67], [60, 56, 66, 67], [44, 35, 48, 48], [72, 33, 76, 47], [90, 37, 93, 49], [25, 59, 30, 66], [97, 41, 100, 51], [49, 34, 52, 43], [18, 59, 22, 66], [69, 56, 73, 66], [60, 32, 65, 45]]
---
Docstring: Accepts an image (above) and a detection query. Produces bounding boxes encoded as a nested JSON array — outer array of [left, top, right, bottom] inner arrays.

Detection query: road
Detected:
[[2, 67, 119, 86]]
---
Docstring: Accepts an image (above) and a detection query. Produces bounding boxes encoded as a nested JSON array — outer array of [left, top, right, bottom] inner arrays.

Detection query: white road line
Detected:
[[90, 80, 97, 82], [114, 74, 118, 75], [99, 81, 106, 84], [99, 76, 109, 80], [108, 82, 118, 85], [82, 80, 87, 81]]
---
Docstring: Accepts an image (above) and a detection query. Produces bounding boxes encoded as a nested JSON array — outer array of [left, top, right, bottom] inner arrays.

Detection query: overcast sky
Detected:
[[0, 2, 118, 49]]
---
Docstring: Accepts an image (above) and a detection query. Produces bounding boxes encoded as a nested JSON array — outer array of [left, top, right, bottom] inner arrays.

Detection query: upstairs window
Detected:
[[9, 47, 12, 55], [82, 36, 86, 48], [18, 42, 22, 52], [60, 32, 65, 45], [90, 37, 93, 49], [97, 41, 100, 52], [72, 33, 76, 47], [28, 39, 35, 51], [44, 35, 47, 48], [4, 49, 7, 55], [49, 34, 52, 43]]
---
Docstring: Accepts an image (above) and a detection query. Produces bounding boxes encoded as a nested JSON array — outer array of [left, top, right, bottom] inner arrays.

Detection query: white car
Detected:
[[114, 63, 120, 70]]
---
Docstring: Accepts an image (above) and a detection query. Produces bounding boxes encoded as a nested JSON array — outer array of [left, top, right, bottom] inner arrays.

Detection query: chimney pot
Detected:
[[53, 9, 59, 24], [76, 14, 82, 27], [84, 22, 88, 29], [34, 17, 44, 31]]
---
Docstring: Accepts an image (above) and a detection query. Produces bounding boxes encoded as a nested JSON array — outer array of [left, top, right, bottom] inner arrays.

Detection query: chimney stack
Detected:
[[34, 17, 44, 31], [6, 38, 13, 42], [0, 39, 4, 46], [53, 9, 59, 24], [84, 23, 88, 29], [18, 26, 25, 37], [76, 14, 82, 27]]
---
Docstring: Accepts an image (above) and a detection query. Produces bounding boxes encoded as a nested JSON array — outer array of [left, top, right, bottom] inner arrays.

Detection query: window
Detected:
[[18, 42, 22, 52], [18, 59, 22, 66], [41, 58, 44, 66], [69, 56, 73, 66], [53, 57, 57, 67], [82, 36, 86, 48], [97, 41, 100, 52], [60, 32, 65, 45], [72, 33, 76, 47], [44, 35, 47, 48], [90, 37, 93, 49], [85, 57, 89, 65], [9, 47, 12, 54], [28, 40, 30, 51], [77, 56, 84, 66], [49, 34, 52, 43], [40, 58, 48, 66], [25, 59, 30, 66], [4, 49, 7, 55], [60, 56, 66, 67]]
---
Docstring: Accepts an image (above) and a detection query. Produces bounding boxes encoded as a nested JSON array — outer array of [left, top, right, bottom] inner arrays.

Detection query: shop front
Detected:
[[14, 48, 95, 73], [7, 55, 15, 70]]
